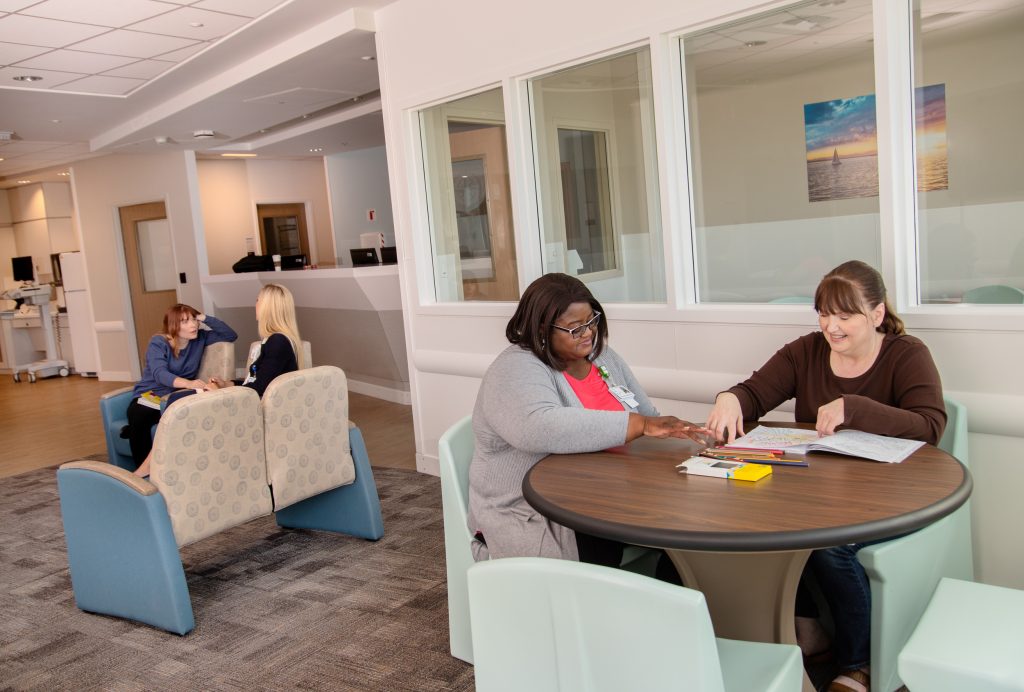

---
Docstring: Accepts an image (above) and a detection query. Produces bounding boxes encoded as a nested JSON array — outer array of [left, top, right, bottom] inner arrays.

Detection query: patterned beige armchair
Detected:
[[59, 365, 383, 635]]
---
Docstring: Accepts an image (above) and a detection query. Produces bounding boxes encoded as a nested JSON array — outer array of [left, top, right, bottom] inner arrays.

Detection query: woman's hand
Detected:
[[706, 392, 744, 444], [631, 415, 713, 446], [206, 376, 234, 390], [171, 376, 209, 390], [816, 397, 845, 437]]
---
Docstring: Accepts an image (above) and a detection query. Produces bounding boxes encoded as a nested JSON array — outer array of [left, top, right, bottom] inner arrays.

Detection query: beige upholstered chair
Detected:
[[263, 366, 355, 510], [101, 340, 237, 471], [150, 386, 272, 546]]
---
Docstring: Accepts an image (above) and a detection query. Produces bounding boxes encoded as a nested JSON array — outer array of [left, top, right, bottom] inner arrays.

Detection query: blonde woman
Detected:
[[208, 283, 304, 397]]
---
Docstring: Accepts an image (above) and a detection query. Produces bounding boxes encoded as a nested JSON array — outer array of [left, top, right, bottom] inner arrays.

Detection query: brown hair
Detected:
[[162, 303, 201, 357], [506, 273, 608, 371], [814, 260, 905, 335]]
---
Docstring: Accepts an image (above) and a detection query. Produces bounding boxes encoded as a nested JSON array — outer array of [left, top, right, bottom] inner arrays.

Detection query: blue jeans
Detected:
[[806, 539, 888, 672]]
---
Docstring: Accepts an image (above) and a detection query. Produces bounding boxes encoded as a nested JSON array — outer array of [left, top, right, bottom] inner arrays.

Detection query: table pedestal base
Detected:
[[668, 548, 814, 692]]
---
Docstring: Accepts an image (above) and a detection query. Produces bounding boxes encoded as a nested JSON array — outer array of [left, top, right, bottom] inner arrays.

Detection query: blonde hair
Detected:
[[255, 283, 304, 368]]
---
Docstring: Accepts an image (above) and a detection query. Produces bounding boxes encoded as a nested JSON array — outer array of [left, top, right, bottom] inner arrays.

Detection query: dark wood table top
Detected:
[[523, 424, 972, 551]]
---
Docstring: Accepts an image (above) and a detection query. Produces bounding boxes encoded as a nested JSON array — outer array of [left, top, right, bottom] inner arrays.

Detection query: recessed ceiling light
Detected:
[[0, 157, 5, 162], [744, 40, 767, 47], [220, 153, 257, 158], [58, 171, 70, 176], [18, 179, 31, 184], [361, 55, 375, 61], [51, 119, 61, 123], [189, 22, 204, 27], [309, 147, 323, 153], [13, 75, 43, 82]]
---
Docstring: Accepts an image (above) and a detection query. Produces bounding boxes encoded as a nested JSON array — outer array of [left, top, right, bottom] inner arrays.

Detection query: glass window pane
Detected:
[[682, 0, 880, 303], [419, 88, 519, 302], [914, 2, 1024, 304], [137, 219, 176, 292], [531, 47, 665, 303]]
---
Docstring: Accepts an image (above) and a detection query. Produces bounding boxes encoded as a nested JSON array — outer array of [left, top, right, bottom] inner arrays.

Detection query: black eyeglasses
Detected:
[[551, 312, 601, 340]]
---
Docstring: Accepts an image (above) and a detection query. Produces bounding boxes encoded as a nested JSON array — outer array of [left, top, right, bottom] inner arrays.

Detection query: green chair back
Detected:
[[961, 284, 1024, 304], [438, 415, 476, 664], [468, 557, 803, 692]]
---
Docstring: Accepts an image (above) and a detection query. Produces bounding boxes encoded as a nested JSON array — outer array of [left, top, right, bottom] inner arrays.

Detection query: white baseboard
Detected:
[[417, 452, 439, 477], [99, 370, 133, 382], [347, 378, 412, 405]]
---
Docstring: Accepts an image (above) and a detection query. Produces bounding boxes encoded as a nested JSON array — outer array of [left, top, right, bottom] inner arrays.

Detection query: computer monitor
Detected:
[[281, 254, 307, 270], [12, 256, 34, 283], [380, 246, 397, 265], [350, 248, 379, 266]]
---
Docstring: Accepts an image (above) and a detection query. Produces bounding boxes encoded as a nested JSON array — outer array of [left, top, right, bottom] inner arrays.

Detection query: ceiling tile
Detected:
[[101, 57, 173, 79], [0, 14, 110, 47], [127, 6, 250, 40], [152, 40, 206, 62], [193, 0, 287, 19], [70, 28, 199, 58], [15, 48, 136, 72], [0, 65, 86, 88], [0, 40, 49, 64], [56, 73, 144, 94], [21, 0, 175, 28], [0, 1, 37, 11]]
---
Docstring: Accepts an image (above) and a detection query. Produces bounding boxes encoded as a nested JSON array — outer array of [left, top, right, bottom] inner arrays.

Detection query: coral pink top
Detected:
[[564, 364, 624, 411]]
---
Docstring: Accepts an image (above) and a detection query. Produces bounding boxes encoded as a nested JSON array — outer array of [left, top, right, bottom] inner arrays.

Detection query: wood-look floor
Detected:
[[0, 373, 417, 479]]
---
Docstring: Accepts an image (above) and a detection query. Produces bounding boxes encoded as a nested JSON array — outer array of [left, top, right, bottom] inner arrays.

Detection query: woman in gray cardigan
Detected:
[[468, 273, 711, 570]]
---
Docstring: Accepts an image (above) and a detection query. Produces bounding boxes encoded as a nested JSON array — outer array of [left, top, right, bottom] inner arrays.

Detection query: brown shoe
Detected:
[[827, 667, 869, 692]]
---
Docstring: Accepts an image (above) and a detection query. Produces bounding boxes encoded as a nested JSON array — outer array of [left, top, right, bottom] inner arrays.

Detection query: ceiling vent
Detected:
[[192, 129, 215, 139], [0, 131, 14, 141]]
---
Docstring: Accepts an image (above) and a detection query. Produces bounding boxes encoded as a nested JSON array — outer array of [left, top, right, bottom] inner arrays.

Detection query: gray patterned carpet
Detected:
[[0, 461, 475, 691]]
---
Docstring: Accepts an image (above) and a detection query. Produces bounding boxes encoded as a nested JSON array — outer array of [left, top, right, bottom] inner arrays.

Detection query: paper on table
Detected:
[[728, 426, 925, 464]]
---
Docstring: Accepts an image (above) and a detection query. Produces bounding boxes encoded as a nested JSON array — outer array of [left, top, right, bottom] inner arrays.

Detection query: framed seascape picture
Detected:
[[803, 84, 947, 202]]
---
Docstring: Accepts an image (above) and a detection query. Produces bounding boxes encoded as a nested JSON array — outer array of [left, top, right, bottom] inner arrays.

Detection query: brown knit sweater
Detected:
[[728, 332, 946, 445]]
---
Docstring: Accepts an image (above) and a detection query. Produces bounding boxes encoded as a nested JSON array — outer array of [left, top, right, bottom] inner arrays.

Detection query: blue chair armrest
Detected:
[[57, 460, 194, 634], [100, 388, 136, 471]]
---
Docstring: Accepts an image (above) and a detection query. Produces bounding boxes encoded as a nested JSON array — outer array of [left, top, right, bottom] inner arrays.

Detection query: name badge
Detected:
[[608, 384, 639, 409]]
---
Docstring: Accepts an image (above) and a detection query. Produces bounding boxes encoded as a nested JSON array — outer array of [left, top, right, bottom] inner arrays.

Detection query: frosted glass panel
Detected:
[[914, 1, 1024, 304], [681, 0, 881, 303], [137, 219, 176, 292], [530, 47, 665, 303]]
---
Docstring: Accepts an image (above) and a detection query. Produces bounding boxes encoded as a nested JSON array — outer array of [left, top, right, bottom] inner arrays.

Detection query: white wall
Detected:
[[376, 0, 1024, 587], [246, 159, 334, 268], [70, 151, 204, 382], [198, 158, 334, 274], [324, 146, 395, 266], [197, 159, 253, 276]]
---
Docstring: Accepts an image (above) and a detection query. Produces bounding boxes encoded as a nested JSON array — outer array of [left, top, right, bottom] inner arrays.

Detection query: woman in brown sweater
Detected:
[[706, 260, 945, 692]]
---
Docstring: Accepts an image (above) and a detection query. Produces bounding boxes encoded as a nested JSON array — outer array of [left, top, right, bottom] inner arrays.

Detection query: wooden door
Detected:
[[449, 124, 518, 301], [256, 203, 310, 259], [119, 202, 175, 366]]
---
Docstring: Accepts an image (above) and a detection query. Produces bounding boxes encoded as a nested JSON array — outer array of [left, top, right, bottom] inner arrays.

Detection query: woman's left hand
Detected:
[[641, 415, 714, 446], [816, 397, 845, 437], [207, 376, 234, 390]]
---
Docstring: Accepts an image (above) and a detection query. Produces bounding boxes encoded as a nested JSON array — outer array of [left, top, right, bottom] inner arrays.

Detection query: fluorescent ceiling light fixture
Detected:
[[13, 75, 43, 82], [220, 153, 257, 158], [18, 179, 31, 183]]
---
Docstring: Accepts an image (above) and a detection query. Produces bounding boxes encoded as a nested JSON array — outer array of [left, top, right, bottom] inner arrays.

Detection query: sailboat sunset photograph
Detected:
[[804, 93, 879, 202]]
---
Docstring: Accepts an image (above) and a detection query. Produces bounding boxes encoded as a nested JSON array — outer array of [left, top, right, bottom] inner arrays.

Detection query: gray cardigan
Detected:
[[467, 344, 658, 561]]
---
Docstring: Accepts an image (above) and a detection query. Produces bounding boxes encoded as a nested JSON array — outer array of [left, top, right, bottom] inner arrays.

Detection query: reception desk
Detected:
[[202, 266, 409, 403]]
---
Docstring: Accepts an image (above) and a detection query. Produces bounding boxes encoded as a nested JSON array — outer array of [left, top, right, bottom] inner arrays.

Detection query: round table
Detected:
[[523, 426, 971, 692]]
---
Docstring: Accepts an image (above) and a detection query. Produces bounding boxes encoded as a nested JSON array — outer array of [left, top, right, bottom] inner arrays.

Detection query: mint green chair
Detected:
[[962, 284, 1024, 304], [468, 557, 802, 692], [857, 396, 973, 691], [899, 578, 1024, 692], [439, 415, 477, 664]]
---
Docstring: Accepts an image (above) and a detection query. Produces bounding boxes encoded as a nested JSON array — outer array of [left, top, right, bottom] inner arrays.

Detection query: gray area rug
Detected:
[[0, 461, 475, 691]]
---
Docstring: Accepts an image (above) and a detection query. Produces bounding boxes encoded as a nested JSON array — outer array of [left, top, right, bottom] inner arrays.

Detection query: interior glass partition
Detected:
[[529, 47, 665, 303], [681, 0, 881, 303], [913, 1, 1024, 304], [419, 88, 519, 302]]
